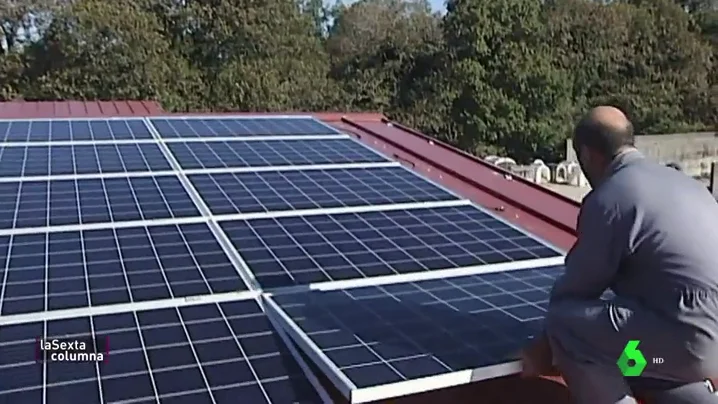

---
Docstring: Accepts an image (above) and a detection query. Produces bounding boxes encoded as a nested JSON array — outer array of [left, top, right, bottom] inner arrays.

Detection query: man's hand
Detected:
[[520, 333, 557, 378]]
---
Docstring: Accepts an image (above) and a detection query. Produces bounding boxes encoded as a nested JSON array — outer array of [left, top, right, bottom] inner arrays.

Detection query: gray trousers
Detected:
[[544, 298, 718, 404]]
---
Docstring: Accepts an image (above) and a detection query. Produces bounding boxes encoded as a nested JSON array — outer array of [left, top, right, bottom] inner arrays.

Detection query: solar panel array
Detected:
[[0, 115, 565, 403]]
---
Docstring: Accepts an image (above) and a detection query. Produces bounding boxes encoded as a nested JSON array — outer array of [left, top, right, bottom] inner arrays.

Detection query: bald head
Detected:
[[573, 106, 634, 159]]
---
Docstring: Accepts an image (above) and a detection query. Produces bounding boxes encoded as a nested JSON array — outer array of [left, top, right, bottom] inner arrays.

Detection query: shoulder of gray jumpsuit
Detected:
[[602, 155, 718, 300]]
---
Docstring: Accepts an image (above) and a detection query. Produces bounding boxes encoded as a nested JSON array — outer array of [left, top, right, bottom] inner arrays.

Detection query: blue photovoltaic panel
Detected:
[[0, 300, 324, 403], [0, 223, 247, 315], [220, 205, 561, 289], [0, 144, 171, 177], [0, 176, 200, 230], [190, 166, 458, 215], [168, 139, 389, 170], [271, 265, 564, 389], [151, 117, 341, 138], [0, 119, 153, 142]]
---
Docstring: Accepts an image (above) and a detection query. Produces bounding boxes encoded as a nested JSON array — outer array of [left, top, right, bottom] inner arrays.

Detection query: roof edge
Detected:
[[386, 119, 582, 207], [166, 111, 387, 121]]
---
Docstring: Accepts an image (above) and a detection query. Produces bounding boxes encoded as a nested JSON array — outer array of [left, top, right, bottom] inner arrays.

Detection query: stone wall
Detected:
[[566, 131, 718, 178]]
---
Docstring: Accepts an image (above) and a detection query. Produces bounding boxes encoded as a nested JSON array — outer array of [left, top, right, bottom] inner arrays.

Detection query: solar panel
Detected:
[[0, 144, 171, 177], [0, 223, 248, 315], [168, 139, 389, 170], [0, 300, 327, 404], [219, 205, 562, 289], [265, 264, 564, 402], [151, 117, 341, 138], [190, 166, 459, 215], [0, 114, 569, 402], [0, 176, 200, 230], [0, 119, 153, 142]]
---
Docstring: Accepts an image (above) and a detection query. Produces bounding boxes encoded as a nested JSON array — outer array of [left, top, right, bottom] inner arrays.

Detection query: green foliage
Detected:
[[0, 51, 24, 100], [18, 0, 206, 111], [0, 0, 716, 162], [445, 0, 575, 161], [545, 0, 715, 136]]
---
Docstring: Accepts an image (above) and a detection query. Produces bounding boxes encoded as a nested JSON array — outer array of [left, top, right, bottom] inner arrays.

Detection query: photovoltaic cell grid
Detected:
[[0, 143, 171, 177], [0, 223, 248, 316], [189, 166, 458, 215], [270, 265, 564, 389], [220, 205, 560, 289], [168, 138, 389, 170], [0, 119, 154, 142], [151, 117, 341, 138], [0, 176, 200, 230], [0, 114, 565, 402], [0, 300, 324, 404]]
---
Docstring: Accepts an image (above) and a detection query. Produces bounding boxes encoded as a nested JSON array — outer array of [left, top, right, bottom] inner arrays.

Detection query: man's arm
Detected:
[[550, 196, 627, 303]]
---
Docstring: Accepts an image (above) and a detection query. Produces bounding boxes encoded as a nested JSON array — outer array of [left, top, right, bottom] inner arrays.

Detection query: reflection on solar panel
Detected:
[[265, 265, 564, 403], [0, 144, 171, 177], [220, 205, 561, 289], [0, 300, 326, 404], [151, 117, 341, 138], [0, 223, 247, 315], [168, 139, 389, 170], [190, 166, 458, 215], [0, 176, 199, 230], [0, 119, 154, 142]]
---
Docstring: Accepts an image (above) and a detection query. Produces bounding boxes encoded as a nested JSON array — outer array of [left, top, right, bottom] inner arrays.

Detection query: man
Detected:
[[521, 106, 718, 403]]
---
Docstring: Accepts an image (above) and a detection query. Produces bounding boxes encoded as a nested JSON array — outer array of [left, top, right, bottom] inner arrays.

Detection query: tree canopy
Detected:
[[1, 0, 716, 162]]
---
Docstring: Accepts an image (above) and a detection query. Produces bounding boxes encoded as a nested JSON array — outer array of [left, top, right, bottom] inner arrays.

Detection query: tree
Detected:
[[299, 0, 330, 38], [672, 0, 717, 13], [158, 0, 336, 111], [326, 0, 453, 137], [0, 51, 23, 100], [0, 0, 65, 100], [0, 0, 62, 53], [547, 0, 714, 133], [444, 0, 575, 162], [24, 0, 205, 111]]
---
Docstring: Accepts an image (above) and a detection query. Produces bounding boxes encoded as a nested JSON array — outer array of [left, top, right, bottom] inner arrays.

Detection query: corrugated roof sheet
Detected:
[[0, 100, 164, 118]]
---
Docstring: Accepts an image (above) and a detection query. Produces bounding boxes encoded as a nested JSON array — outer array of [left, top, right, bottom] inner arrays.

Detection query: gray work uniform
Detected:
[[544, 150, 718, 404]]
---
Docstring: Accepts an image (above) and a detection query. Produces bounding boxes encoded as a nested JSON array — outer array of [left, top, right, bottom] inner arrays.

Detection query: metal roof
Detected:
[[0, 101, 579, 403], [0, 100, 164, 118]]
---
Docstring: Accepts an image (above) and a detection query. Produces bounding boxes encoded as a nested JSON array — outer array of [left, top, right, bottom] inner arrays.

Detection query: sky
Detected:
[[430, 0, 446, 11]]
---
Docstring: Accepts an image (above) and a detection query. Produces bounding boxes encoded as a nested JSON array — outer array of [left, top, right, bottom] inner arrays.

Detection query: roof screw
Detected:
[[495, 206, 506, 212]]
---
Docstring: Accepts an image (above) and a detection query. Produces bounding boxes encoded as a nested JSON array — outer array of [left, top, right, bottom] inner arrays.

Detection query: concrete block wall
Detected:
[[566, 131, 718, 178]]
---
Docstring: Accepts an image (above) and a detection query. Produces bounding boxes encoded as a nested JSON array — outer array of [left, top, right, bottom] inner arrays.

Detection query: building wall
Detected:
[[566, 132, 718, 178]]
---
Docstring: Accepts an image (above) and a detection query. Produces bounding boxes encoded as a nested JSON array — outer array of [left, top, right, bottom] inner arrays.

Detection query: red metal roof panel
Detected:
[[0, 101, 164, 119]]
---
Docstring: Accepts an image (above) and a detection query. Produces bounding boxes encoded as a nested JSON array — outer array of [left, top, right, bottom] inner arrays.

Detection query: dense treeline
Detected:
[[1, 0, 716, 162]]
